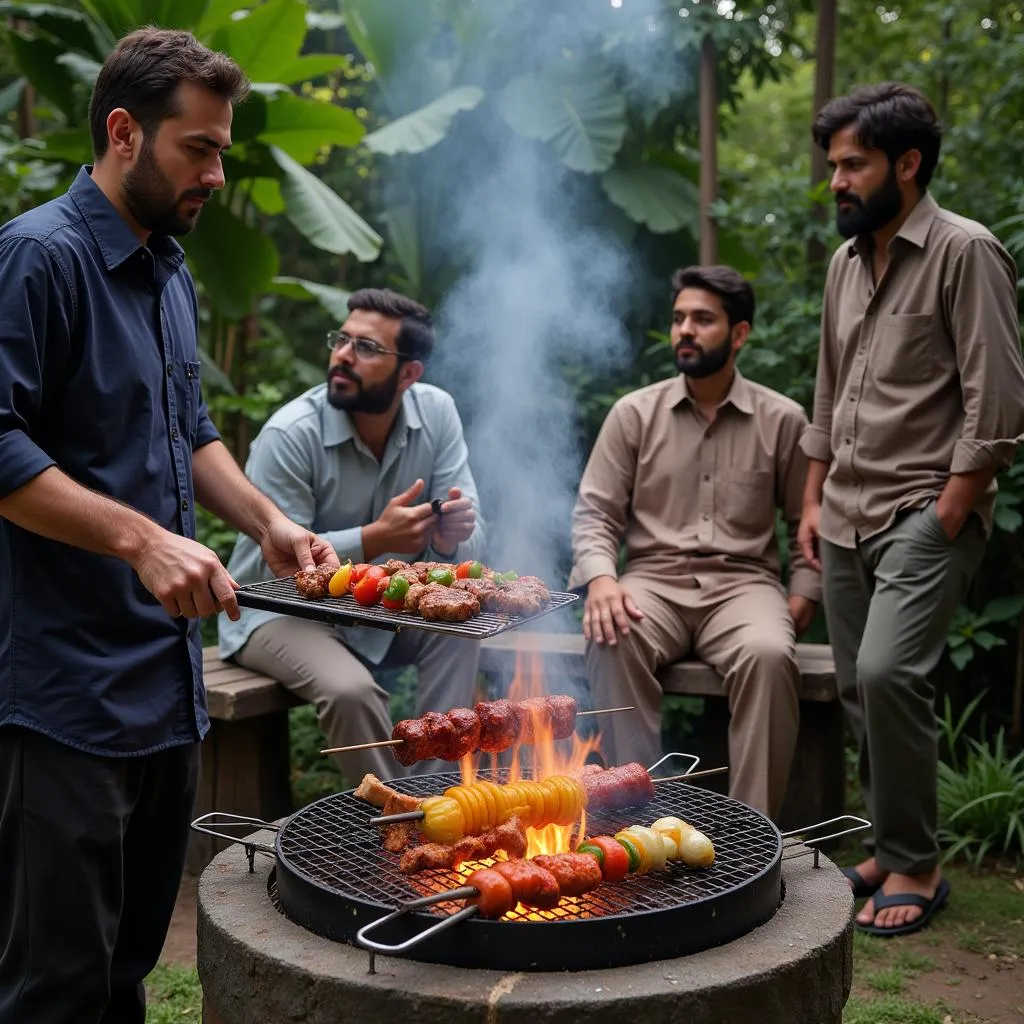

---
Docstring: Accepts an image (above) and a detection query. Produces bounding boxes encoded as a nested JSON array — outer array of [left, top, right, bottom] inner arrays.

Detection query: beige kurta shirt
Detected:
[[569, 369, 821, 602], [802, 193, 1024, 548]]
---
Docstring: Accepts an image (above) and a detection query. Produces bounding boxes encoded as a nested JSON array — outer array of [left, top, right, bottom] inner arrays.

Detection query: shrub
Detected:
[[936, 694, 1024, 867]]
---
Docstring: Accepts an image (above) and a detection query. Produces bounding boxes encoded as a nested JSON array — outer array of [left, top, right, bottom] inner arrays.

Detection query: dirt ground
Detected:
[[863, 929, 1023, 1023], [161, 870, 1022, 1021], [160, 872, 198, 968]]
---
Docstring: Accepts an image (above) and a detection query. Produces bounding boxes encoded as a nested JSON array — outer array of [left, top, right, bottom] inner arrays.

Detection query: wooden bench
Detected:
[[187, 648, 300, 874], [188, 637, 843, 872]]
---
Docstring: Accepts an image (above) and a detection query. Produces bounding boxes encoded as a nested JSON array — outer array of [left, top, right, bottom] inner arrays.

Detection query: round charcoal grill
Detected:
[[269, 771, 783, 971]]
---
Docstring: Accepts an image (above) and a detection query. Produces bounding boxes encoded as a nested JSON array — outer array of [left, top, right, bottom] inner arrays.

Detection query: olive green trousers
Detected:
[[821, 502, 986, 875]]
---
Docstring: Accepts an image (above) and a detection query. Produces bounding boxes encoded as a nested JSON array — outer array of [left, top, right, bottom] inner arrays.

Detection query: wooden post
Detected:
[[699, 34, 718, 266], [808, 0, 837, 268]]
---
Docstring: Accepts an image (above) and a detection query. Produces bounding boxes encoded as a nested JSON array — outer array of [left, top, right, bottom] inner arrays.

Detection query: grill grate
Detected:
[[235, 578, 579, 638], [276, 770, 780, 924]]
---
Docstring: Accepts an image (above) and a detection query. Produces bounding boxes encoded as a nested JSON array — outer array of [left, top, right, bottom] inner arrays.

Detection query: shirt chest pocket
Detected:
[[184, 361, 202, 443], [722, 469, 774, 534], [874, 313, 934, 385]]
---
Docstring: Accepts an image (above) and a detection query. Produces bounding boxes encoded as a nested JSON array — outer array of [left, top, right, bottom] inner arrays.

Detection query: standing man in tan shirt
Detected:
[[570, 265, 821, 820], [799, 83, 1024, 937]]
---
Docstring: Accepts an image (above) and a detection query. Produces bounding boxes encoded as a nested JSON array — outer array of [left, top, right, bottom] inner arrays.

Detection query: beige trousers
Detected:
[[585, 573, 800, 819], [233, 617, 481, 784]]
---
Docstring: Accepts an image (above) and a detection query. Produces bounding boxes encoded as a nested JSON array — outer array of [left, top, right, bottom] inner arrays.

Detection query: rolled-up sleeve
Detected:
[[801, 257, 840, 465], [568, 403, 636, 589], [193, 393, 221, 450], [946, 236, 1024, 473], [0, 238, 71, 498], [425, 394, 485, 563]]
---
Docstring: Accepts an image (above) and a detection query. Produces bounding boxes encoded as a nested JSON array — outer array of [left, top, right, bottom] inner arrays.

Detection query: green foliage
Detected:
[[144, 963, 202, 1023], [946, 596, 1024, 672], [0, 0, 384, 458], [936, 693, 1024, 867], [341, 0, 804, 304], [289, 704, 345, 806]]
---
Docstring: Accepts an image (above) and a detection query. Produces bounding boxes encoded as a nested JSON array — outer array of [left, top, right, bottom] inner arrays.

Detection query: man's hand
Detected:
[[362, 479, 438, 560], [260, 518, 339, 579], [430, 487, 476, 556], [131, 529, 241, 621], [788, 595, 817, 638], [934, 494, 970, 541], [797, 503, 823, 572], [582, 575, 645, 646]]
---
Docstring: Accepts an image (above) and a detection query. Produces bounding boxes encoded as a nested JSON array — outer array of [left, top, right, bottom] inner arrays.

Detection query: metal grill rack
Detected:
[[271, 770, 783, 970], [235, 578, 579, 638]]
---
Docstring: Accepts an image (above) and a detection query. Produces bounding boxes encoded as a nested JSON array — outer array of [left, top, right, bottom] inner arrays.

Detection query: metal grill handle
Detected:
[[356, 888, 480, 973], [780, 814, 872, 866], [190, 812, 278, 871], [647, 751, 701, 776]]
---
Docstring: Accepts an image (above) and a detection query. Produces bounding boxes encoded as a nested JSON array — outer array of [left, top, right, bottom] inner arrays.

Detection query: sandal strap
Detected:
[[870, 890, 933, 912]]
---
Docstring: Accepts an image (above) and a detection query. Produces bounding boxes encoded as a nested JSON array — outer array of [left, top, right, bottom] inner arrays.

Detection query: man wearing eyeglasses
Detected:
[[218, 288, 485, 781]]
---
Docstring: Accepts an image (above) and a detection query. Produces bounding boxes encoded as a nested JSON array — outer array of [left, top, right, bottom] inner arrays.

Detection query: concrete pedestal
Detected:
[[198, 835, 854, 1024]]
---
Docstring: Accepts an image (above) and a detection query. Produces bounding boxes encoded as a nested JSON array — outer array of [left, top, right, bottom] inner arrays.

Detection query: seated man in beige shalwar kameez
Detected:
[[569, 265, 821, 820]]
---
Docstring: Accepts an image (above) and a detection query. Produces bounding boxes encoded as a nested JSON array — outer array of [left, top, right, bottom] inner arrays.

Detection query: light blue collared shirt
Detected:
[[218, 381, 485, 665]]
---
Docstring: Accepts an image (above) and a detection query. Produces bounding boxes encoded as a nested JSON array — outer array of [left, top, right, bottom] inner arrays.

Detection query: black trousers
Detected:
[[0, 726, 199, 1024]]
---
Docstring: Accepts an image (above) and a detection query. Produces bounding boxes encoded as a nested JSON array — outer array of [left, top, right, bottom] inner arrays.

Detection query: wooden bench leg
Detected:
[[187, 712, 294, 875], [679, 696, 846, 835], [779, 700, 846, 834]]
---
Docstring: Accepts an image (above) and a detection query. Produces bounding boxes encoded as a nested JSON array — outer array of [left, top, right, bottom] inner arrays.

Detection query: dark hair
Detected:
[[812, 82, 942, 189], [671, 265, 755, 329], [348, 288, 435, 362], [89, 27, 250, 158]]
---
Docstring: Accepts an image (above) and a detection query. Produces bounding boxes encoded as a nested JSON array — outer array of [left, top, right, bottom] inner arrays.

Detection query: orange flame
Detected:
[[438, 650, 603, 920]]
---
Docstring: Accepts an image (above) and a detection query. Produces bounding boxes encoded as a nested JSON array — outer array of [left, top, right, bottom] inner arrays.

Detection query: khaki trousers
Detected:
[[585, 573, 800, 819], [821, 502, 986, 875], [233, 617, 481, 783]]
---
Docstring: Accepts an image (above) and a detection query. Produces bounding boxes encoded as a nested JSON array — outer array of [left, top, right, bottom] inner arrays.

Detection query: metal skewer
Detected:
[[366, 765, 729, 827], [319, 705, 635, 756]]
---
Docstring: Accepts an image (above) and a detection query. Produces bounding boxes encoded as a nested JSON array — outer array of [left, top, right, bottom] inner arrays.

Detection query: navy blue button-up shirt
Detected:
[[0, 167, 217, 755]]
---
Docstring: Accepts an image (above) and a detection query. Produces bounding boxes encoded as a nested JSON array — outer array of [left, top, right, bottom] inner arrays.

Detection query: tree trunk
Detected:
[[699, 35, 718, 265], [807, 0, 837, 269]]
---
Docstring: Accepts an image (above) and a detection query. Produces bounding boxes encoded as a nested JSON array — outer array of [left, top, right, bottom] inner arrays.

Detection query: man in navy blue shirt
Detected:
[[0, 29, 336, 1024]]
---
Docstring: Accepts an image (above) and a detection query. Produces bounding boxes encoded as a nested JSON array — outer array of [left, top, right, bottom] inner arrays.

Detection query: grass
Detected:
[[840, 854, 1024, 1022], [843, 995, 952, 1024], [144, 963, 202, 1022]]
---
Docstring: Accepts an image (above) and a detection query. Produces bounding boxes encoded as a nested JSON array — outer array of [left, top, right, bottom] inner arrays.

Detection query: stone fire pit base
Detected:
[[198, 835, 854, 1024]]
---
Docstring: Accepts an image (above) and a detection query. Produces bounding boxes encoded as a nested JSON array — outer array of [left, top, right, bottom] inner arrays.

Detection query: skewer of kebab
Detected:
[[320, 695, 634, 761], [410, 817, 716, 920], [367, 762, 729, 844]]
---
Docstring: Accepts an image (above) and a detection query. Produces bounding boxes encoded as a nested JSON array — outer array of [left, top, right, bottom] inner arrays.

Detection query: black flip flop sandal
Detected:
[[841, 866, 880, 899], [856, 877, 951, 938]]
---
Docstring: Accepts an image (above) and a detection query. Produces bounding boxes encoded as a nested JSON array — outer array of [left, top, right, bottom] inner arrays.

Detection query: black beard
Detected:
[[122, 140, 211, 236], [675, 335, 733, 379], [326, 366, 400, 414], [834, 167, 903, 239]]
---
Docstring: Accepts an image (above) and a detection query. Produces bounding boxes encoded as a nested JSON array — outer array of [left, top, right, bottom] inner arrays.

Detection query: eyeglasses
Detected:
[[326, 330, 410, 361]]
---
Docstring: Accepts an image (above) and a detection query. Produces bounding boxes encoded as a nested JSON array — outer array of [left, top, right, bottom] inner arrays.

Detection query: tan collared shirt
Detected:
[[802, 194, 1024, 548], [569, 370, 821, 602]]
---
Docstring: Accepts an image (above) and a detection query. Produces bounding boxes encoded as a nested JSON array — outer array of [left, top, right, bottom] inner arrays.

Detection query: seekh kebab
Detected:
[[391, 695, 579, 765]]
